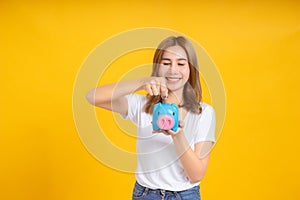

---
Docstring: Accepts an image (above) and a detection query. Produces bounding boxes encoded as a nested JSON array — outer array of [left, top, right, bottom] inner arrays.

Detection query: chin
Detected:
[[167, 84, 185, 92]]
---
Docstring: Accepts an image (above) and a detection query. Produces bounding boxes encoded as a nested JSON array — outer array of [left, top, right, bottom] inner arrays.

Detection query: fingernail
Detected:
[[161, 95, 168, 99]]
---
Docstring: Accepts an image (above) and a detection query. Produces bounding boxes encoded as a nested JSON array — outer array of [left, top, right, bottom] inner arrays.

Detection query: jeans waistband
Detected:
[[136, 181, 183, 195], [134, 181, 200, 200]]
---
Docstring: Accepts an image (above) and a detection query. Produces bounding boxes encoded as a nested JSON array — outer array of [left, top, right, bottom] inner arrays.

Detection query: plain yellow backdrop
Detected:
[[1, 0, 299, 199]]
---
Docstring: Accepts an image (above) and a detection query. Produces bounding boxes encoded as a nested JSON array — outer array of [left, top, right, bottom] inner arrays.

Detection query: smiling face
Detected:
[[145, 36, 202, 114], [158, 45, 190, 93]]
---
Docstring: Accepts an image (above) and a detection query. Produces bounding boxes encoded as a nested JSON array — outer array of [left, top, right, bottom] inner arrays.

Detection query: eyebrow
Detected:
[[161, 58, 187, 61]]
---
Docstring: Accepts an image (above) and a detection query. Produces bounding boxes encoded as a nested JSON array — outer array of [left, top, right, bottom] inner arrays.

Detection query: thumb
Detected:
[[160, 84, 168, 99], [178, 120, 185, 128]]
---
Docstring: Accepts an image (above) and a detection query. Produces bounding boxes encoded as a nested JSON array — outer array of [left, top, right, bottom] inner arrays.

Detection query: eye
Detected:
[[157, 111, 160, 115], [172, 112, 175, 116], [162, 62, 171, 66], [178, 63, 185, 66]]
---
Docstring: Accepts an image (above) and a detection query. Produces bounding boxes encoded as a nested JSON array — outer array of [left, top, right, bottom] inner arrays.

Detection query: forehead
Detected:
[[162, 45, 188, 60]]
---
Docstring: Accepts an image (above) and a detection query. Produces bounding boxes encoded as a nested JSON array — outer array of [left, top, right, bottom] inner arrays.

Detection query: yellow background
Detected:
[[1, 0, 299, 199]]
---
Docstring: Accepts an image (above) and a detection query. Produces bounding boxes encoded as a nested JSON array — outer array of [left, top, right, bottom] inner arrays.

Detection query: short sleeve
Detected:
[[194, 104, 216, 144], [120, 94, 146, 125]]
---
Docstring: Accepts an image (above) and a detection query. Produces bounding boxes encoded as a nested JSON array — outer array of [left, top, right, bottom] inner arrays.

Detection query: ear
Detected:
[[157, 102, 162, 108], [154, 102, 161, 112], [171, 103, 178, 110]]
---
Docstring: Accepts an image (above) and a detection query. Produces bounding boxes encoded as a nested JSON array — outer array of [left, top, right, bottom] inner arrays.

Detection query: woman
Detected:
[[86, 36, 216, 200]]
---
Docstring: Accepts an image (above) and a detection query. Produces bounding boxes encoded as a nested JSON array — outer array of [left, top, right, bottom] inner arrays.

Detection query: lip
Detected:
[[165, 77, 182, 84], [166, 77, 182, 80]]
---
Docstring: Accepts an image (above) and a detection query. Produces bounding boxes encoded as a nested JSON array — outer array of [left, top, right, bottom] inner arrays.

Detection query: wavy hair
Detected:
[[144, 36, 202, 114]]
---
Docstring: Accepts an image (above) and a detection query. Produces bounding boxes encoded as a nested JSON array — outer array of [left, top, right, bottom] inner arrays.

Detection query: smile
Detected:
[[166, 77, 182, 81]]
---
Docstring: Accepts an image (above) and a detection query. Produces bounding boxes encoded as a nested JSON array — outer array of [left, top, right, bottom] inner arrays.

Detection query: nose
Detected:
[[170, 62, 177, 70], [156, 115, 175, 130]]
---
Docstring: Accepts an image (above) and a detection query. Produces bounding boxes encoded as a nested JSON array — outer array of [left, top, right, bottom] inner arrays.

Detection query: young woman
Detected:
[[86, 36, 216, 200]]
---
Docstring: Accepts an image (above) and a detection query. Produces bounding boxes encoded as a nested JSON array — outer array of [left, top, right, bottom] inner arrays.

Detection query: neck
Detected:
[[164, 91, 184, 106]]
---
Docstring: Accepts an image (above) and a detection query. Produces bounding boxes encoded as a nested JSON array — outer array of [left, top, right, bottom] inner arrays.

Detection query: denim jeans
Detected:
[[132, 181, 201, 200]]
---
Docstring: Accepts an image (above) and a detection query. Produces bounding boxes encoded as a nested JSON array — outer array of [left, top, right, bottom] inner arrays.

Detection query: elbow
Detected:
[[85, 88, 111, 109], [85, 89, 96, 105], [190, 178, 202, 184], [189, 174, 205, 183]]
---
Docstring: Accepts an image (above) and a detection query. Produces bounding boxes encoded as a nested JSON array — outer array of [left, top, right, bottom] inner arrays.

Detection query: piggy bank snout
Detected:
[[156, 115, 175, 130]]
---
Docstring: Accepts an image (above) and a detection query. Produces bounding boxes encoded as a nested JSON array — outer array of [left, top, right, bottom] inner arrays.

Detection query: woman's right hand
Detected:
[[144, 77, 168, 98]]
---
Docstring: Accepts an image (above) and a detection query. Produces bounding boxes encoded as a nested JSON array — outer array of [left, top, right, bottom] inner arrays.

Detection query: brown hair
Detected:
[[144, 36, 202, 114]]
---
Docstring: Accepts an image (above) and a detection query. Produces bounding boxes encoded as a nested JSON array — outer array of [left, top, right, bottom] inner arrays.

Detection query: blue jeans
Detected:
[[132, 181, 201, 200]]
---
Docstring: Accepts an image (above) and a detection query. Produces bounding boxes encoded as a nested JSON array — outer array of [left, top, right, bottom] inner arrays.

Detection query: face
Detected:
[[158, 45, 190, 93]]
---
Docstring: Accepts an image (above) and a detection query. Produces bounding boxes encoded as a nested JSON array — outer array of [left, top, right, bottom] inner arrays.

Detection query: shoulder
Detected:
[[188, 102, 215, 121], [200, 102, 215, 114], [198, 102, 216, 123]]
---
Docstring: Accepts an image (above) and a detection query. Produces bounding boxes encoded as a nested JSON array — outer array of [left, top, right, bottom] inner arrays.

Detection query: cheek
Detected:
[[158, 65, 168, 76], [181, 66, 190, 79]]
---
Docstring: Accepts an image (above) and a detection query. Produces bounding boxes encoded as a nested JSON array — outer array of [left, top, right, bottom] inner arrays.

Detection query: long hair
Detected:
[[144, 36, 203, 114]]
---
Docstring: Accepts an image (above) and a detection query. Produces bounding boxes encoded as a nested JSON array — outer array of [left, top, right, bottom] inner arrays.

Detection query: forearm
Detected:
[[172, 131, 209, 183], [86, 77, 148, 106]]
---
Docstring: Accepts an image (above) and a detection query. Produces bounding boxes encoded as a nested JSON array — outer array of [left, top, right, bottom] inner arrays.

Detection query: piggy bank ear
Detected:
[[171, 104, 179, 115], [171, 103, 178, 110], [154, 102, 161, 108], [154, 102, 162, 114]]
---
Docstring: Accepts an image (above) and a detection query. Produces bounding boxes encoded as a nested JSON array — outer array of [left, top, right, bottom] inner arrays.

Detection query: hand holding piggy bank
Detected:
[[152, 102, 179, 132]]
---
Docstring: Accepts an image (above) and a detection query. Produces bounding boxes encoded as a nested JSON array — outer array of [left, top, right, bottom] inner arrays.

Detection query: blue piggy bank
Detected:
[[152, 102, 179, 132]]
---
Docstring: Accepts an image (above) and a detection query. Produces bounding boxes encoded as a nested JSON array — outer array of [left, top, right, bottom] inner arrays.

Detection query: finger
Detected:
[[149, 79, 160, 96], [165, 130, 177, 136], [151, 83, 159, 96], [161, 130, 171, 136], [152, 129, 170, 135], [152, 129, 162, 134], [160, 84, 168, 99], [178, 120, 185, 128], [145, 83, 153, 96]]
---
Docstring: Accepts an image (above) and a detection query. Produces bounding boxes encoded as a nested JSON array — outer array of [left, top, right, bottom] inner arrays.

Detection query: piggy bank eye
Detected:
[[172, 112, 175, 116], [157, 112, 160, 115]]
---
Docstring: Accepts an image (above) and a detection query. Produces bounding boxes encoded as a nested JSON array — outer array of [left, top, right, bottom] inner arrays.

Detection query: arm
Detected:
[[171, 105, 216, 182], [85, 77, 167, 116], [172, 132, 213, 183], [155, 106, 216, 183]]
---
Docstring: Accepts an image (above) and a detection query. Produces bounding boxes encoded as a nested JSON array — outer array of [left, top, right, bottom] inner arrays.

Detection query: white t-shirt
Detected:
[[121, 94, 216, 191]]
